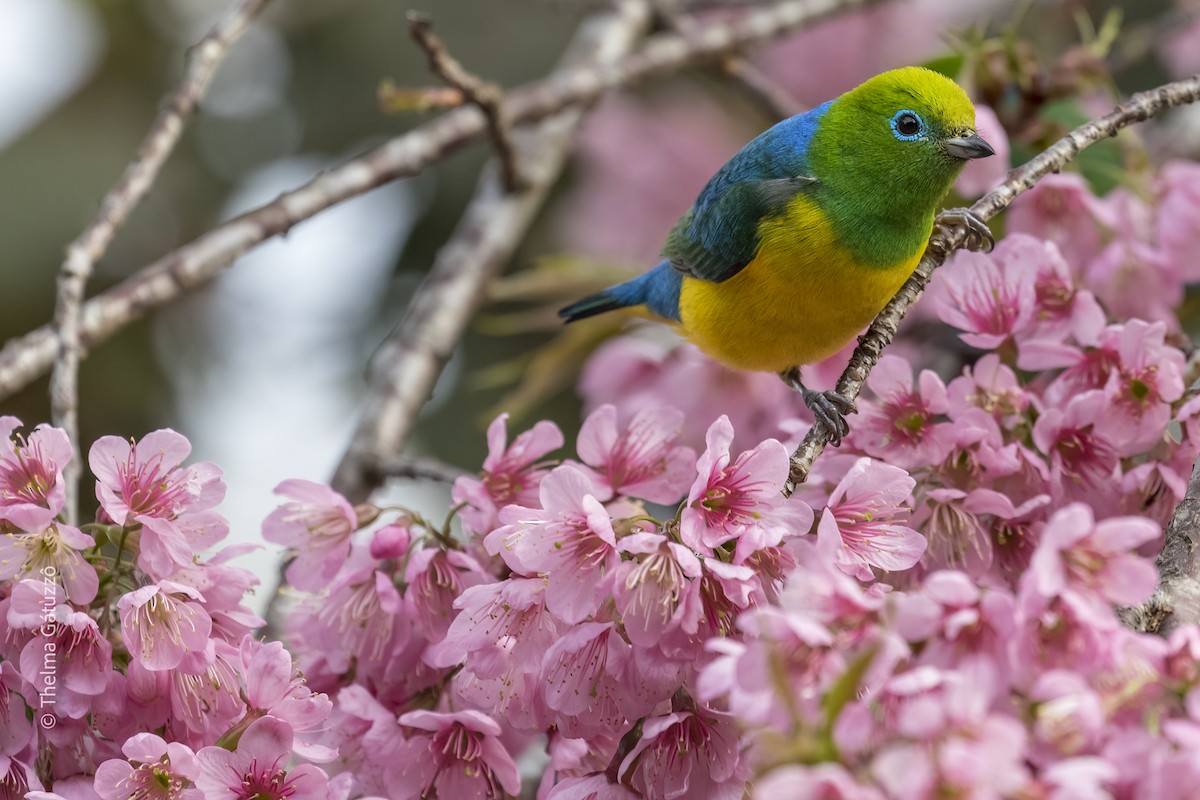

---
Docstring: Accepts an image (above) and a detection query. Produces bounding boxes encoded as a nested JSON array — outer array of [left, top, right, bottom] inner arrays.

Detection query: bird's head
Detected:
[[813, 67, 994, 216]]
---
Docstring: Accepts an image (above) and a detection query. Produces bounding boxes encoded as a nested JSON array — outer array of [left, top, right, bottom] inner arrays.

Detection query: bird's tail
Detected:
[[558, 291, 628, 323], [558, 262, 682, 324]]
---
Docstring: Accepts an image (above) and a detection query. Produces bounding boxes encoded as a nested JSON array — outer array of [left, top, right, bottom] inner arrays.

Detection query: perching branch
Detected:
[[48, 0, 270, 522], [329, 0, 652, 504], [1121, 457, 1200, 635], [407, 12, 529, 192], [0, 0, 881, 404], [786, 72, 1200, 490]]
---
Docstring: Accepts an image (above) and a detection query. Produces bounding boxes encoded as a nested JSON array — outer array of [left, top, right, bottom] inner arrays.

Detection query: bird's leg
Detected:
[[780, 366, 856, 446], [931, 207, 994, 255]]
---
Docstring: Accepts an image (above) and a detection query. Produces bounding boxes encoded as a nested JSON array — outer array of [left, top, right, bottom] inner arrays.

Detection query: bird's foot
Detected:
[[780, 367, 856, 446], [933, 207, 994, 254]]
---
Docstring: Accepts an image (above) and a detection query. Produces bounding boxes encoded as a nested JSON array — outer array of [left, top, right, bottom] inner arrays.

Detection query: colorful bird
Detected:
[[560, 66, 995, 444]]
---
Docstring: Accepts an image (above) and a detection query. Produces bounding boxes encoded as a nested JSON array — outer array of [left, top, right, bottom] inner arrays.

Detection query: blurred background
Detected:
[[1, 0, 1197, 601]]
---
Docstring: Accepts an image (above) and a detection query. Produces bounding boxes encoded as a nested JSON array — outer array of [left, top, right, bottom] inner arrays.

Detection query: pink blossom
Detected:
[[94, 733, 201, 800], [0, 417, 70, 532], [955, 104, 1009, 196], [196, 716, 328, 800], [659, 557, 758, 661], [88, 430, 227, 579], [1084, 236, 1180, 327], [1032, 391, 1120, 500], [486, 465, 618, 623], [619, 709, 745, 800], [1006, 172, 1111, 266], [167, 642, 243, 741], [612, 531, 701, 648], [425, 578, 560, 714], [452, 413, 564, 536], [1158, 160, 1200, 281], [891, 570, 1016, 673], [1040, 757, 1118, 800], [308, 566, 407, 672], [946, 354, 1028, 428], [1100, 320, 1185, 456], [1020, 238, 1105, 349], [575, 404, 695, 503], [913, 488, 993, 575], [117, 581, 212, 671], [239, 637, 332, 748], [368, 521, 411, 560], [1030, 504, 1159, 607], [261, 479, 359, 591], [8, 581, 111, 719], [539, 621, 648, 739], [853, 356, 954, 470], [698, 606, 835, 732], [932, 241, 1037, 350], [1029, 671, 1105, 758], [753, 764, 884, 800], [681, 415, 811, 552], [0, 523, 97, 604], [578, 338, 796, 455], [546, 773, 640, 800], [403, 546, 489, 641], [392, 709, 521, 800], [817, 457, 924, 581]]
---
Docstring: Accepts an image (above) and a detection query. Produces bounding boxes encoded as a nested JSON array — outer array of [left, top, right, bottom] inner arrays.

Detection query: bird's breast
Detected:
[[678, 195, 925, 372]]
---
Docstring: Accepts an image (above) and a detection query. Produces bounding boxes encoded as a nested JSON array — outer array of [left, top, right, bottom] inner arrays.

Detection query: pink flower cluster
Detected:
[[0, 425, 334, 799], [5, 129, 1200, 800]]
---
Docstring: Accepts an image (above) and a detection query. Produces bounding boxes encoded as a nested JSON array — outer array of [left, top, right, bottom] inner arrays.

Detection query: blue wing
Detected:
[[663, 100, 831, 284]]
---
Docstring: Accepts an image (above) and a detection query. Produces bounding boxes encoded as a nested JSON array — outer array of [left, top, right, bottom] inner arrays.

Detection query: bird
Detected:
[[559, 66, 995, 445]]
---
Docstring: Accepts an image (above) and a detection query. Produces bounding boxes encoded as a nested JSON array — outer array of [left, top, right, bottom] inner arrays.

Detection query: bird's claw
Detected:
[[804, 389, 855, 446], [934, 207, 994, 254], [780, 368, 855, 446]]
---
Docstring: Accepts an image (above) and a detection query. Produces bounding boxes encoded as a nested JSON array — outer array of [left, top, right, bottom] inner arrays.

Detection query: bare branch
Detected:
[[48, 0, 270, 522], [407, 12, 528, 192], [0, 0, 882, 404], [786, 73, 1200, 490], [368, 454, 467, 485], [714, 56, 803, 119], [656, 0, 802, 120], [329, 1, 652, 504]]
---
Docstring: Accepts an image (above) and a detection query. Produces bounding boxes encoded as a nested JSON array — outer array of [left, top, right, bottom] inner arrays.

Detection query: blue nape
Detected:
[[609, 261, 683, 321]]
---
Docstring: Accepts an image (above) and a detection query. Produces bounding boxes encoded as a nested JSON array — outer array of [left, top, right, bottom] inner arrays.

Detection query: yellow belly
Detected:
[[677, 197, 924, 373]]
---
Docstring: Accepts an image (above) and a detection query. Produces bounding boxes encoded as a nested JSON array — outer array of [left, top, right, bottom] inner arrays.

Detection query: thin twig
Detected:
[[329, 1, 652, 504], [1121, 457, 1200, 635], [785, 72, 1200, 490], [407, 12, 528, 192], [369, 454, 468, 484], [48, 0, 270, 522], [656, 0, 802, 120], [715, 56, 804, 119], [0, 0, 883, 404]]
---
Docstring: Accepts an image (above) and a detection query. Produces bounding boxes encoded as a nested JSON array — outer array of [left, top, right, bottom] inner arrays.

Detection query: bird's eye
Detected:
[[890, 110, 924, 141]]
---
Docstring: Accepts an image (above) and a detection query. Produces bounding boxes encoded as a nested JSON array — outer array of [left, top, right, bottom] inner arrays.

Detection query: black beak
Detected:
[[941, 134, 995, 160]]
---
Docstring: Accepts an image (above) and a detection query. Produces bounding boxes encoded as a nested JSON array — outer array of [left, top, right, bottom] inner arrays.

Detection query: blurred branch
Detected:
[[786, 72, 1200, 490], [1121, 457, 1200, 635], [328, 0, 652, 504], [48, 0, 270, 522], [368, 455, 467, 484], [656, 0, 802, 120], [0, 0, 882, 404], [407, 12, 529, 192]]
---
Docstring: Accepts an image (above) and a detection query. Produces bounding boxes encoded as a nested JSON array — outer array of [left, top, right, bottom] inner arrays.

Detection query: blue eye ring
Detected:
[[890, 109, 925, 141]]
